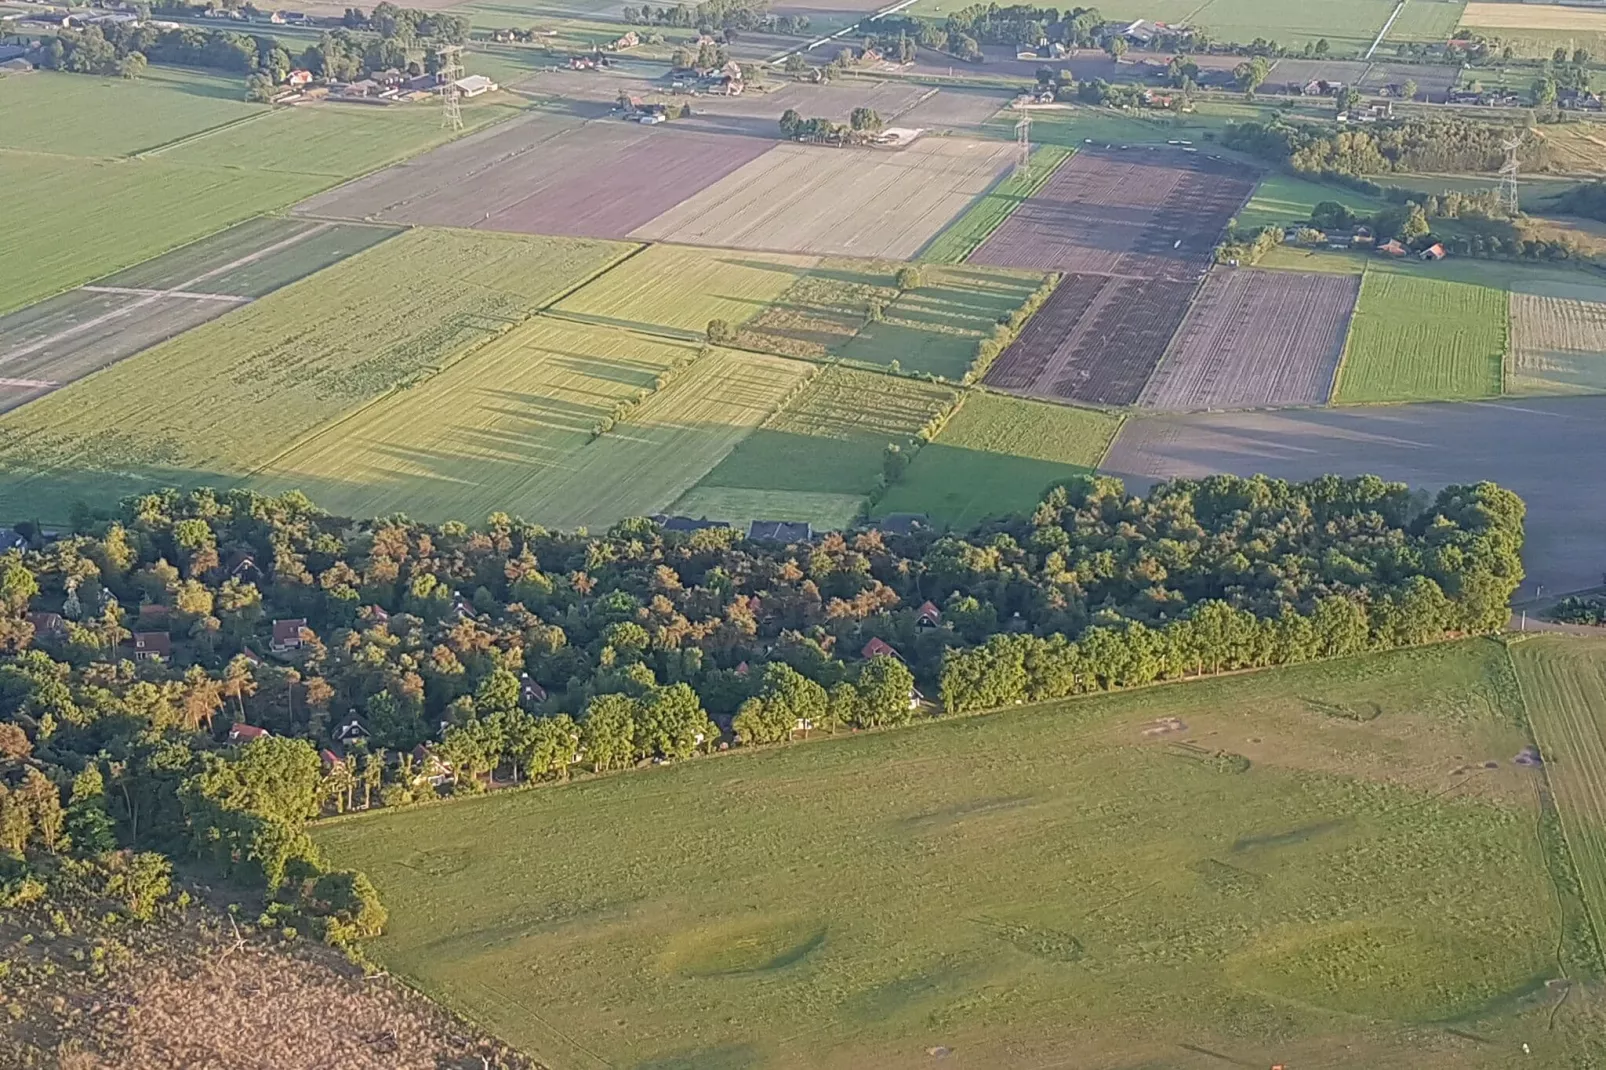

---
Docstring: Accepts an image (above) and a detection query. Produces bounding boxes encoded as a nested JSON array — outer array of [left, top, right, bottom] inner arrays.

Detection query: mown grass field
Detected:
[[551, 245, 818, 341], [1506, 293, 1606, 395], [1234, 172, 1388, 233], [1510, 637, 1606, 982], [674, 367, 957, 527], [920, 146, 1074, 264], [876, 393, 1121, 529], [0, 68, 265, 156], [318, 639, 1586, 1070], [0, 152, 323, 316], [0, 231, 633, 521], [1333, 271, 1507, 403]]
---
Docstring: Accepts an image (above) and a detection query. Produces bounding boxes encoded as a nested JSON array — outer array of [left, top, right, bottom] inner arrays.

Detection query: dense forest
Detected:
[[0, 475, 1524, 956], [1222, 117, 1545, 177]]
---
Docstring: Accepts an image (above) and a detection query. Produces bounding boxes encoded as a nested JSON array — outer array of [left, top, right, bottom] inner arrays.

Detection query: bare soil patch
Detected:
[[984, 272, 1196, 405], [1139, 269, 1358, 411], [299, 119, 770, 239], [969, 148, 1253, 281], [1103, 395, 1606, 596]]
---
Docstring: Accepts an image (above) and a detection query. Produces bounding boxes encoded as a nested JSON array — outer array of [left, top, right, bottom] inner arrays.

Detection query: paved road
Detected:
[[1104, 395, 1606, 598]]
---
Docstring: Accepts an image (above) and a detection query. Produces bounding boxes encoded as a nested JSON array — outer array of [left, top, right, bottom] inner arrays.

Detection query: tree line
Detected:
[[0, 474, 1524, 950]]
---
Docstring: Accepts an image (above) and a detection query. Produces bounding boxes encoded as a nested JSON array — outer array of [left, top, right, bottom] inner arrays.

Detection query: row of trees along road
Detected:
[[0, 474, 1523, 951]]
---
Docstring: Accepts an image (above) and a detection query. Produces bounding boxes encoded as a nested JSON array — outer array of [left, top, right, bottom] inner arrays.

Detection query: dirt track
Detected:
[[1104, 395, 1606, 597]]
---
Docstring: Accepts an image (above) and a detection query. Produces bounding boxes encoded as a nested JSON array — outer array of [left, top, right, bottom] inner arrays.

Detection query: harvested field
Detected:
[[631, 138, 1017, 260], [1462, 2, 1606, 31], [0, 218, 398, 415], [921, 145, 1074, 264], [876, 392, 1122, 529], [1139, 270, 1358, 411], [0, 230, 633, 520], [1333, 272, 1506, 403], [253, 334, 811, 527], [969, 148, 1254, 281], [299, 122, 771, 240], [895, 87, 1010, 130], [552, 244, 818, 340], [680, 366, 957, 523], [1507, 293, 1606, 395], [984, 273, 1196, 405], [1103, 394, 1606, 597]]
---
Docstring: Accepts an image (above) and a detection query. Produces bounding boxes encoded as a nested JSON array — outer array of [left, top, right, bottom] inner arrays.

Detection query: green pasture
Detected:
[[318, 638, 1588, 1069], [1234, 172, 1388, 232], [0, 151, 324, 315], [0, 231, 633, 521], [0, 67, 265, 156], [1384, 0, 1469, 43], [1333, 271, 1507, 403], [920, 145, 1073, 264], [678, 367, 957, 527], [876, 393, 1122, 530]]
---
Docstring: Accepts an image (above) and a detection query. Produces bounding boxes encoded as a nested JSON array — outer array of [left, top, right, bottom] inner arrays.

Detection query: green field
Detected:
[[921, 146, 1074, 264], [551, 245, 818, 340], [672, 367, 958, 527], [0, 151, 324, 315], [1334, 272, 1507, 403], [0, 231, 633, 520], [1234, 172, 1389, 233], [838, 266, 1045, 380], [875, 392, 1122, 529], [1385, 0, 1470, 42], [1510, 637, 1606, 981], [318, 638, 1589, 1069], [253, 331, 812, 527], [0, 68, 266, 156]]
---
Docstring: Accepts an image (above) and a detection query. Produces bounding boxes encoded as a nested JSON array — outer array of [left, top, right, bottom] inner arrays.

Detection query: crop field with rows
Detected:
[[1333, 272, 1506, 404]]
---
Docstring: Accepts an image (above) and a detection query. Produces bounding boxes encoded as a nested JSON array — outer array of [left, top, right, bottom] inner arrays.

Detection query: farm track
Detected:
[[1139, 270, 1360, 410], [1511, 640, 1606, 969]]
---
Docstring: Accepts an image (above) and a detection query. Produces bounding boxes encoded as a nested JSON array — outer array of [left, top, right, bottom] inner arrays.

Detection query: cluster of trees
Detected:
[[340, 2, 469, 43], [1556, 180, 1606, 223], [0, 474, 1525, 948], [623, 0, 777, 32], [778, 107, 882, 141], [1223, 116, 1550, 178], [1531, 55, 1593, 106], [1550, 595, 1606, 626], [39, 23, 287, 79]]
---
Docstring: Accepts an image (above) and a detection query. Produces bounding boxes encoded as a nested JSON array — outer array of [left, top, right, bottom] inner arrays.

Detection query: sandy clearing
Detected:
[[1104, 396, 1606, 597], [630, 137, 1015, 259]]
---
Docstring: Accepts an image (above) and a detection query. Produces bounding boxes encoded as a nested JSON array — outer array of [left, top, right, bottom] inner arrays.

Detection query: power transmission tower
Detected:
[[1498, 134, 1523, 215], [1015, 111, 1031, 178], [439, 45, 464, 132]]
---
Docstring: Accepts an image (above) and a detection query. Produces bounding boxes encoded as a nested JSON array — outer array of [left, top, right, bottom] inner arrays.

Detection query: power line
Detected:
[[439, 45, 464, 132], [1015, 111, 1031, 178], [1499, 134, 1523, 215]]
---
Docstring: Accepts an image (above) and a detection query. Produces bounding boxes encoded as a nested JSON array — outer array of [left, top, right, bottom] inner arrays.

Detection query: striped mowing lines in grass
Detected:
[[1506, 293, 1606, 396], [0, 231, 635, 522], [550, 244, 819, 340], [1332, 271, 1506, 404], [1510, 637, 1606, 968], [253, 330, 812, 527]]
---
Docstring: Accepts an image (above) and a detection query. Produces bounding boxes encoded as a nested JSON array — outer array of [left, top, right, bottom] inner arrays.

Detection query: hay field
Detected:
[[631, 138, 1017, 260], [1511, 637, 1606, 980], [674, 366, 957, 526], [318, 639, 1578, 1069], [920, 145, 1074, 264], [551, 245, 818, 340], [0, 231, 633, 520], [1332, 272, 1506, 404], [1462, 1, 1606, 30], [0, 68, 265, 157], [876, 393, 1122, 529], [253, 335, 811, 526], [1507, 292, 1606, 395]]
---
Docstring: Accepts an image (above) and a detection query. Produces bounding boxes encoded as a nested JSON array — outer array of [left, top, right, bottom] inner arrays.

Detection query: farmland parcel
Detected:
[[1139, 270, 1359, 411], [1506, 293, 1606, 395], [631, 138, 1018, 260], [1102, 394, 1606, 597], [298, 120, 772, 239], [875, 392, 1122, 529], [318, 639, 1581, 1069], [1333, 273, 1506, 404], [0, 230, 633, 520]]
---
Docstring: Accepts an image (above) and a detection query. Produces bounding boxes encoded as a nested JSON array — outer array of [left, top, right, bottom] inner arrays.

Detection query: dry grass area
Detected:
[[0, 897, 526, 1070], [1507, 292, 1606, 394], [1462, 1, 1606, 30]]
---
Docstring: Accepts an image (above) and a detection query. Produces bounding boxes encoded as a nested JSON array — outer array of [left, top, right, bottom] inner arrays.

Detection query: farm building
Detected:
[[652, 514, 730, 532], [452, 75, 498, 97], [748, 520, 812, 542], [1420, 242, 1447, 261], [131, 631, 171, 662], [229, 723, 271, 743], [1378, 239, 1408, 257]]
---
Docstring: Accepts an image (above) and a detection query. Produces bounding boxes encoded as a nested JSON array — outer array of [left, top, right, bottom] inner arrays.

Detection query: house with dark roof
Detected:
[[332, 716, 370, 746], [270, 618, 307, 653], [229, 723, 270, 743], [652, 514, 731, 533], [132, 631, 172, 662], [748, 520, 813, 542], [27, 612, 65, 639], [519, 672, 548, 706], [138, 602, 169, 625], [224, 550, 262, 584]]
